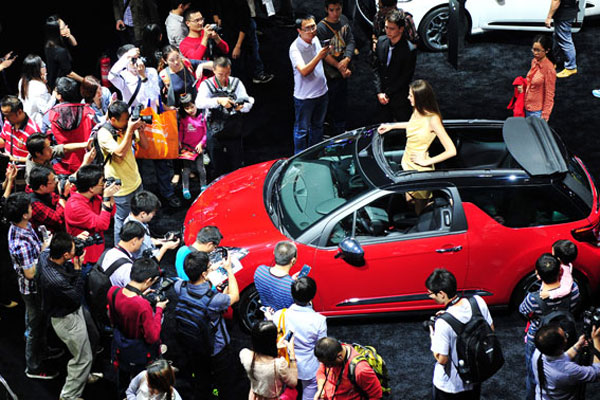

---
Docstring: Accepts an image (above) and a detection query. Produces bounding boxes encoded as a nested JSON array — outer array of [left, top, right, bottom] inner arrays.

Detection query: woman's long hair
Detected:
[[20, 54, 47, 100], [410, 79, 442, 119], [44, 15, 64, 49], [249, 321, 279, 380], [158, 45, 181, 73], [146, 359, 176, 400], [141, 23, 163, 69], [80, 75, 101, 105]]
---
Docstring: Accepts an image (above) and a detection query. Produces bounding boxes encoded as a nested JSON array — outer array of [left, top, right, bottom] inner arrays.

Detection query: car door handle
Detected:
[[436, 245, 463, 253]]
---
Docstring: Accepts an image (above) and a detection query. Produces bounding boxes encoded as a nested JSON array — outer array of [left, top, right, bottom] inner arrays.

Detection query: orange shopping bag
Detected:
[[135, 99, 179, 159]]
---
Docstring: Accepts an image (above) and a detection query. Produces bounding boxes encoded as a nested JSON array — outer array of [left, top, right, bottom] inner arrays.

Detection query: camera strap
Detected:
[[125, 284, 144, 297], [127, 77, 142, 108]]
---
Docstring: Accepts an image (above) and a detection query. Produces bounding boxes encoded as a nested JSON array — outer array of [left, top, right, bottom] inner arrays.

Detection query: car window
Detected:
[[459, 185, 587, 228], [567, 156, 593, 210], [327, 190, 454, 246]]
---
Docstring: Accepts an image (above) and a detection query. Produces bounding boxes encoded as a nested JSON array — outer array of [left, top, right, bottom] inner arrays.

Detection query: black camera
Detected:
[[144, 277, 175, 306], [57, 174, 77, 195], [164, 231, 182, 242], [105, 177, 122, 186], [583, 307, 600, 338], [234, 96, 250, 107], [131, 104, 153, 124], [209, 246, 229, 264], [73, 233, 104, 257], [131, 56, 147, 65], [207, 24, 222, 33], [422, 315, 438, 332]]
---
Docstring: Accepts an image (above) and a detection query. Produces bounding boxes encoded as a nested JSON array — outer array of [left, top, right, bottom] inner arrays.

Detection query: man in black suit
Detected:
[[372, 9, 417, 122]]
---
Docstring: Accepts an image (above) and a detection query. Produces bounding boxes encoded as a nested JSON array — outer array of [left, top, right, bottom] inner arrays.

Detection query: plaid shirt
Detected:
[[30, 192, 65, 233], [8, 222, 41, 295]]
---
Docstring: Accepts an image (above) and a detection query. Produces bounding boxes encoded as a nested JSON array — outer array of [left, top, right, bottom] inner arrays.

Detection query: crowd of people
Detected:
[[0, 0, 599, 399]]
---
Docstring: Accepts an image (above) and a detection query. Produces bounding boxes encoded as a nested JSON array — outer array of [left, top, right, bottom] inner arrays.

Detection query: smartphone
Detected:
[[38, 225, 50, 242], [297, 265, 311, 279], [322, 39, 331, 47], [285, 330, 294, 341]]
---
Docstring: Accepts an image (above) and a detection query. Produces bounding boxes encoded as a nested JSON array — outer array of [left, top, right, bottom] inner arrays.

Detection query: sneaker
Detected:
[[556, 68, 577, 78], [252, 72, 274, 84], [593, 89, 600, 98], [87, 372, 103, 384], [45, 347, 65, 360], [182, 188, 191, 200], [160, 344, 168, 355], [200, 185, 208, 192], [25, 369, 59, 380], [167, 196, 182, 208], [1, 300, 18, 308]]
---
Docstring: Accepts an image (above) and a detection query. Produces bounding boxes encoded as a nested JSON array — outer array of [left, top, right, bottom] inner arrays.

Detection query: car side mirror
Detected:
[[334, 237, 365, 267]]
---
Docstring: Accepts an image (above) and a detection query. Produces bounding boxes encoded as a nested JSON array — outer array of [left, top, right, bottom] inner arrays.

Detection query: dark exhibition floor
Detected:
[[1, 3, 600, 399]]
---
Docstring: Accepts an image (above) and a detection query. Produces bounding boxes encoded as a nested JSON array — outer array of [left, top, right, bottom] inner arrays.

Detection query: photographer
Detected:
[[38, 231, 93, 399], [65, 164, 120, 265], [196, 56, 254, 176], [124, 190, 180, 261], [97, 100, 148, 244], [107, 257, 167, 395], [175, 225, 222, 280], [29, 166, 66, 234], [532, 324, 600, 399], [180, 9, 230, 62], [173, 251, 239, 400], [426, 268, 494, 399], [100, 221, 146, 288]]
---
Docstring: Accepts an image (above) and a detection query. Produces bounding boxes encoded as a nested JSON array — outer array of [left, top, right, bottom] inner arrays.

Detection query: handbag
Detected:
[[273, 360, 298, 400], [276, 309, 289, 363], [135, 98, 179, 159]]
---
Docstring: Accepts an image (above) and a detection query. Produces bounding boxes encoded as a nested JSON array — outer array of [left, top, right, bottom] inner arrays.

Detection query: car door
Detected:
[[309, 185, 469, 316]]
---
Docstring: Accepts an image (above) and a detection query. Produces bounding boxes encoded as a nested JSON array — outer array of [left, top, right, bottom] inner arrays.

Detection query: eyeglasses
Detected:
[[531, 47, 544, 53], [189, 17, 204, 24], [302, 24, 317, 32]]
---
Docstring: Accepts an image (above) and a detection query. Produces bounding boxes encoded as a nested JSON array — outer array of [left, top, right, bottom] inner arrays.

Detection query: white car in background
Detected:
[[357, 0, 598, 51]]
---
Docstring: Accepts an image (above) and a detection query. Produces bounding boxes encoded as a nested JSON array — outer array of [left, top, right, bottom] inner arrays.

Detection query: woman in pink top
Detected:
[[178, 93, 208, 200], [522, 35, 556, 121]]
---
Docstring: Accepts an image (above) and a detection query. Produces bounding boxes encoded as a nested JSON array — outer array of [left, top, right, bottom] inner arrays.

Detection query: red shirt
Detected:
[[524, 56, 556, 120], [107, 286, 163, 345], [30, 192, 65, 233], [179, 32, 230, 61], [1, 115, 39, 160], [316, 345, 382, 400], [64, 192, 113, 263]]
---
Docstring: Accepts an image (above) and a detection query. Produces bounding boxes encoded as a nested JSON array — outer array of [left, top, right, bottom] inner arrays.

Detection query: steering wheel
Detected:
[[356, 208, 373, 235]]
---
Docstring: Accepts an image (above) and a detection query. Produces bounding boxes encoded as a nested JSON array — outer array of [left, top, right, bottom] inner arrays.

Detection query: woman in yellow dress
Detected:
[[377, 79, 456, 213]]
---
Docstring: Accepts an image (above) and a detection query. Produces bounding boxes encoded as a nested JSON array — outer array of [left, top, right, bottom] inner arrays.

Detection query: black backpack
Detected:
[[174, 282, 219, 356], [533, 292, 578, 347], [440, 297, 504, 385], [85, 249, 131, 328], [89, 122, 120, 166]]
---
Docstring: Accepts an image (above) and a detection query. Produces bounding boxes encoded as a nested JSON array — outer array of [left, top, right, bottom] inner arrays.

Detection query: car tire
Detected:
[[237, 284, 263, 332], [418, 6, 451, 52]]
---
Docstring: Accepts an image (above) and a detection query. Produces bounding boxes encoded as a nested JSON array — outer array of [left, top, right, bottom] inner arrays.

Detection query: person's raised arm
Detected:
[[292, 44, 329, 77]]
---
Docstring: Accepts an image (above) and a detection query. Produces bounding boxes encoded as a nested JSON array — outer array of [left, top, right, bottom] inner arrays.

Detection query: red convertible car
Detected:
[[184, 117, 600, 330]]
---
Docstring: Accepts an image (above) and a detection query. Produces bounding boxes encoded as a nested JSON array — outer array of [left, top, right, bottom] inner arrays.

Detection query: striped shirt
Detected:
[[519, 283, 580, 342], [1, 115, 39, 160], [8, 223, 41, 295], [253, 265, 294, 311]]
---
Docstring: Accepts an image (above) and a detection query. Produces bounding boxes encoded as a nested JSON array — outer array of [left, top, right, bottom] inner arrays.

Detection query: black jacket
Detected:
[[38, 249, 84, 318], [372, 35, 417, 99]]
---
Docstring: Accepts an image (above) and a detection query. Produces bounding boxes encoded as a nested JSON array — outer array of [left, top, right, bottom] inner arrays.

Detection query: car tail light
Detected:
[[571, 222, 600, 245]]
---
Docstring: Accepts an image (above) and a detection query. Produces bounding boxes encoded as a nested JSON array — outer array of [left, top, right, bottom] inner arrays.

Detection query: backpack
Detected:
[[347, 343, 391, 398], [174, 282, 219, 356], [85, 249, 131, 328], [533, 292, 578, 347], [439, 297, 504, 385], [89, 122, 120, 166], [204, 77, 244, 140]]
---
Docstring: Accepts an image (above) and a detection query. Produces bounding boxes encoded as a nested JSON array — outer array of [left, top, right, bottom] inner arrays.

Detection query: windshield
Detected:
[[275, 135, 370, 239]]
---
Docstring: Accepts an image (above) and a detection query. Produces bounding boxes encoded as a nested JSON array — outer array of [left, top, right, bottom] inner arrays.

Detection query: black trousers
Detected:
[[432, 384, 481, 400], [207, 136, 244, 178], [377, 94, 412, 123], [178, 344, 237, 400]]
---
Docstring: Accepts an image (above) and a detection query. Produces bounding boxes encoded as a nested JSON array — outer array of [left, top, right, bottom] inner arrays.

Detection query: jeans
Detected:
[[51, 307, 93, 400], [21, 293, 46, 372], [553, 18, 577, 70], [327, 78, 348, 135], [525, 110, 542, 118], [113, 185, 143, 244], [247, 18, 265, 77], [293, 94, 328, 154], [525, 339, 536, 400]]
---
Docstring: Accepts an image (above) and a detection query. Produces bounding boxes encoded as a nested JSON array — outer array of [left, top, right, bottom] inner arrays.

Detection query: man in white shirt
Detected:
[[165, 0, 191, 46], [100, 221, 145, 288], [426, 268, 494, 399], [272, 277, 327, 400], [289, 15, 330, 154]]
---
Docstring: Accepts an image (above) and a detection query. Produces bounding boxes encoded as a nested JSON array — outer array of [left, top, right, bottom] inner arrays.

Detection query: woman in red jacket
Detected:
[[523, 35, 556, 121]]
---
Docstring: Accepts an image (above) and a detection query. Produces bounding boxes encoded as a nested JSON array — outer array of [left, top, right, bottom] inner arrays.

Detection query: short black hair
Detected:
[[292, 276, 317, 305], [214, 57, 231, 69], [385, 9, 405, 27], [251, 321, 278, 358], [295, 14, 315, 30], [5, 192, 31, 223], [534, 325, 567, 357], [29, 166, 54, 191], [75, 164, 104, 193], [120, 221, 146, 242], [1, 95, 23, 113], [49, 231, 74, 259], [425, 268, 457, 298], [130, 257, 161, 283], [183, 251, 210, 281], [55, 77, 80, 103], [325, 0, 343, 7], [184, 8, 201, 21], [195, 226, 223, 245], [552, 240, 577, 265], [170, 0, 190, 9], [314, 337, 342, 365], [130, 191, 161, 215], [117, 44, 136, 59], [26, 133, 49, 158], [108, 100, 129, 120], [536, 253, 561, 284]]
